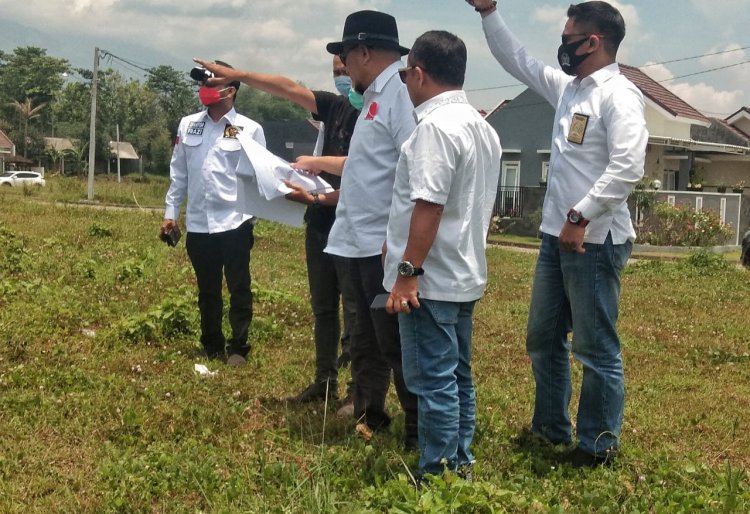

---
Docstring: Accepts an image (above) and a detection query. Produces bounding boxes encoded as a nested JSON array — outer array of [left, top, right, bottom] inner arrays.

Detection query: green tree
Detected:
[[7, 98, 46, 157], [145, 65, 198, 139], [0, 47, 69, 149], [234, 87, 309, 122]]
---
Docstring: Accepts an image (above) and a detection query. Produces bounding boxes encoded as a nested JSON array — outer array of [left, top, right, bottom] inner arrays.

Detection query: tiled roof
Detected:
[[619, 63, 710, 124], [0, 129, 14, 151]]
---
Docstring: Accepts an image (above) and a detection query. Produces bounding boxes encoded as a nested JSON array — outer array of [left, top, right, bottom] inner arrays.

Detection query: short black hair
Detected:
[[214, 60, 241, 98], [567, 1, 626, 54], [409, 30, 466, 87]]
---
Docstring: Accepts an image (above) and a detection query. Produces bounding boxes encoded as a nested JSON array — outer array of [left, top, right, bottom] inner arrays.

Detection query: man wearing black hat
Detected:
[[162, 62, 266, 367], [324, 10, 419, 448]]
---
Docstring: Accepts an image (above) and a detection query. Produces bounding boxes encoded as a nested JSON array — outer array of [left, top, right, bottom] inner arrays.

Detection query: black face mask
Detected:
[[557, 37, 592, 76]]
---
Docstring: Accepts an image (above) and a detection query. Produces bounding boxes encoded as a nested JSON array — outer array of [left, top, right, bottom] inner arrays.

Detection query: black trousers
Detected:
[[348, 255, 418, 437], [186, 221, 254, 357]]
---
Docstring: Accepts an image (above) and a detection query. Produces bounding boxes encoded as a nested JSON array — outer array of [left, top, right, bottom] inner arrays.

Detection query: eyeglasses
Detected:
[[561, 33, 605, 45], [398, 65, 417, 83]]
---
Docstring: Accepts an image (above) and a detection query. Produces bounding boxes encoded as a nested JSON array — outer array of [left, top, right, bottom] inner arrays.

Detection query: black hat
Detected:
[[326, 10, 410, 56]]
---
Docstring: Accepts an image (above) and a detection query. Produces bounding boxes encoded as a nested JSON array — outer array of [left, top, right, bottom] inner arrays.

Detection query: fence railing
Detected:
[[492, 186, 525, 218]]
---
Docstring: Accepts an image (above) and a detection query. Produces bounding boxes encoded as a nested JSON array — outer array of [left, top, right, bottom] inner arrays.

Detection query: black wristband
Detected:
[[476, 0, 497, 13]]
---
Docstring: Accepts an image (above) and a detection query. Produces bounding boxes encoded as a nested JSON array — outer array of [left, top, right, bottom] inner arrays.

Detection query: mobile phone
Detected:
[[370, 293, 389, 310]]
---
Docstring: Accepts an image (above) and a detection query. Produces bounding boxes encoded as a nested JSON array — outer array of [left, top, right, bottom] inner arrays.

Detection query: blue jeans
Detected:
[[526, 232, 631, 456], [400, 299, 476, 474]]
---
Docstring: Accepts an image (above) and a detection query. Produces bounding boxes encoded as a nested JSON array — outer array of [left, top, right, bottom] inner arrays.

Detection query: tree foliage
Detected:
[[0, 46, 308, 175]]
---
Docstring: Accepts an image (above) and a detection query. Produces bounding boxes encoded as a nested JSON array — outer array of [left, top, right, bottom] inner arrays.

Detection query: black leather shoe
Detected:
[[559, 447, 615, 468], [288, 381, 339, 403]]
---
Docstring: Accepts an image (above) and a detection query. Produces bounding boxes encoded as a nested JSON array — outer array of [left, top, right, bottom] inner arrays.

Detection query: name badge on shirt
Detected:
[[223, 124, 243, 139], [567, 113, 589, 145], [186, 121, 205, 136]]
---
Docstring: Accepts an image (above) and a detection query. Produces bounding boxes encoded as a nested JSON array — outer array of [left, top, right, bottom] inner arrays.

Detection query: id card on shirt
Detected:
[[567, 113, 589, 145]]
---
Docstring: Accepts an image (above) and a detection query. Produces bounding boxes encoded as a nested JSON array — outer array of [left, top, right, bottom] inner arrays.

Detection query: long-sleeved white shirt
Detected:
[[483, 10, 648, 243], [164, 108, 265, 234]]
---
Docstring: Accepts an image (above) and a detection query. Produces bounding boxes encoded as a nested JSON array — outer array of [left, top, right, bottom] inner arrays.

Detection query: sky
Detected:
[[1, 0, 749, 118]]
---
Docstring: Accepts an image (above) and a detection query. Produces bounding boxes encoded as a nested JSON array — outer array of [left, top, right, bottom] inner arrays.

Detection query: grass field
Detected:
[[1, 185, 749, 512]]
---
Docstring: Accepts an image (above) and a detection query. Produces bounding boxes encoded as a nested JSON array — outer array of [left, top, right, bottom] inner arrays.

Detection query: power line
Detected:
[[466, 45, 750, 93], [639, 45, 750, 68], [656, 58, 750, 82]]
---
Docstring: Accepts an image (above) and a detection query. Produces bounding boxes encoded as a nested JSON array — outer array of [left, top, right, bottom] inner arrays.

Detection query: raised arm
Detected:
[[193, 58, 317, 114]]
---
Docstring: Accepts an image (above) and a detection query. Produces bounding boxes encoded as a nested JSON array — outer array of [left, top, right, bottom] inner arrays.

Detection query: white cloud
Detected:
[[641, 63, 743, 115]]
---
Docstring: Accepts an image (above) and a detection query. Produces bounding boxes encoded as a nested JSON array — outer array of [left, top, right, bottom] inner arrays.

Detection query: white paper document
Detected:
[[234, 130, 333, 227]]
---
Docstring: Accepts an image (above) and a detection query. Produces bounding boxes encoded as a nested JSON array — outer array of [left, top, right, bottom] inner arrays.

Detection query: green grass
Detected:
[[0, 173, 170, 208], [1, 194, 749, 512]]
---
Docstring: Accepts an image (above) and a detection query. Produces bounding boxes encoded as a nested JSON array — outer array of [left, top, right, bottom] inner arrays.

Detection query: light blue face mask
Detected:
[[348, 88, 364, 110], [334, 76, 352, 97]]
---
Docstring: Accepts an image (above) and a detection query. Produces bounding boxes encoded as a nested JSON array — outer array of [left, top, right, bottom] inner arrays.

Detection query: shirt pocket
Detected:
[[218, 138, 242, 172], [219, 138, 242, 152], [182, 134, 203, 147]]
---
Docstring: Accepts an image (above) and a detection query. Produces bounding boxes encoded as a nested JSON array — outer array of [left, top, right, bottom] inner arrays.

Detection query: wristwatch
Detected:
[[397, 260, 425, 277], [566, 209, 590, 227], [311, 192, 320, 206]]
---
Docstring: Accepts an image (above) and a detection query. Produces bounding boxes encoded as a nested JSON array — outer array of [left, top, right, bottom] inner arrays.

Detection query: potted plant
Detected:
[[687, 182, 703, 192], [688, 166, 705, 191], [733, 180, 745, 193], [717, 183, 727, 193]]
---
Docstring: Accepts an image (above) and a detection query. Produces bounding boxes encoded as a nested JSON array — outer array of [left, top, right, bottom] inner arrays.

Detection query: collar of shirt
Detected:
[[574, 62, 620, 88], [413, 90, 469, 124], [365, 60, 403, 99], [198, 106, 239, 126]]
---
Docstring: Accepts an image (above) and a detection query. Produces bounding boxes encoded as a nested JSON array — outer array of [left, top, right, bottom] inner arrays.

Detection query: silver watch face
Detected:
[[568, 211, 581, 223], [398, 261, 414, 277]]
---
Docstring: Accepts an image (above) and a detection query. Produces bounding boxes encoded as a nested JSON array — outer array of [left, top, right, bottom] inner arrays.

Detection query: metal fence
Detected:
[[493, 186, 524, 218]]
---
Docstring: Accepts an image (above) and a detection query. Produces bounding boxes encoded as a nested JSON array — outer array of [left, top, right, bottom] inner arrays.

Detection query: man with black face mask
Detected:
[[467, 1, 647, 467]]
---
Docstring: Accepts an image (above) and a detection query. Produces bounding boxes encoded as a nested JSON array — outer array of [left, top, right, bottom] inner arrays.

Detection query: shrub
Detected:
[[637, 202, 733, 247]]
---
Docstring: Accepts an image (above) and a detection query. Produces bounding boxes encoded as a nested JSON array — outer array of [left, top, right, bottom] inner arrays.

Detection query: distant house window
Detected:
[[502, 161, 520, 188], [541, 161, 549, 183], [663, 170, 676, 190], [499, 161, 521, 218]]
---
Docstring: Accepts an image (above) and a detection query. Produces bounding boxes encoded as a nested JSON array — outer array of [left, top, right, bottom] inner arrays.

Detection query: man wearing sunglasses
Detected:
[[324, 10, 419, 450], [467, 0, 647, 467], [384, 30, 501, 478]]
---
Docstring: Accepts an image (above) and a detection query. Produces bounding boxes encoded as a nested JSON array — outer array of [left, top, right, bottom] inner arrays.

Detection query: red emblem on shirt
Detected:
[[365, 101, 378, 120], [175, 135, 180, 145]]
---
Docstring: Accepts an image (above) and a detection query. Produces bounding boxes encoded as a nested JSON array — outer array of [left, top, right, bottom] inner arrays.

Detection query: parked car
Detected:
[[0, 171, 46, 187]]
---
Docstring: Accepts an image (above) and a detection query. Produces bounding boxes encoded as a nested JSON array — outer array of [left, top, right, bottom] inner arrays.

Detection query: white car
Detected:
[[0, 171, 46, 187]]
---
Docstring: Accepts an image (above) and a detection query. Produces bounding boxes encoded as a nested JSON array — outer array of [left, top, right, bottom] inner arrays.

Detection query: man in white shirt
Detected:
[[325, 10, 419, 449], [468, 0, 647, 466], [161, 62, 266, 367], [383, 30, 501, 477]]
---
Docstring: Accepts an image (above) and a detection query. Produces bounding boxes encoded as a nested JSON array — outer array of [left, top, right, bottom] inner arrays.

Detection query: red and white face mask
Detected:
[[198, 86, 231, 106]]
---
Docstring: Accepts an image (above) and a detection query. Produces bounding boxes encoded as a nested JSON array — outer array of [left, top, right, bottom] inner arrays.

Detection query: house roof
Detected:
[[0, 129, 14, 152], [726, 106, 750, 123], [619, 64, 710, 125], [692, 117, 750, 148], [108, 141, 139, 160], [44, 137, 77, 152]]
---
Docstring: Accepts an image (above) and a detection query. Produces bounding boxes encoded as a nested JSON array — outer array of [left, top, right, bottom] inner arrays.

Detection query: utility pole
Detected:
[[86, 47, 100, 200], [116, 124, 121, 183]]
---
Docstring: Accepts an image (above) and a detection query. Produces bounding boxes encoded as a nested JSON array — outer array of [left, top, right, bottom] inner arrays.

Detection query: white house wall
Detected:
[[644, 104, 692, 139]]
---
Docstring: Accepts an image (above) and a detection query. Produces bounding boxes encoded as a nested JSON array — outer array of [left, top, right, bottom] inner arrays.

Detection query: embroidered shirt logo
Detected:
[[223, 124, 243, 139], [365, 102, 378, 120]]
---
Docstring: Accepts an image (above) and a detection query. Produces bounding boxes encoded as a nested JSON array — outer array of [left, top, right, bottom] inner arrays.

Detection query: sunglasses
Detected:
[[339, 46, 361, 66], [398, 65, 417, 83]]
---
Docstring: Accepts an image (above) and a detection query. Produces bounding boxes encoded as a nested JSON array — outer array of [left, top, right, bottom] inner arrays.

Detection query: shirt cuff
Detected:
[[574, 196, 607, 222], [164, 205, 180, 220]]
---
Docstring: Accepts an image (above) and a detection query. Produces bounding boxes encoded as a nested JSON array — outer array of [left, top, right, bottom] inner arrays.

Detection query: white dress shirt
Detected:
[[383, 91, 502, 302], [165, 108, 265, 234], [325, 61, 416, 258], [483, 11, 648, 244]]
